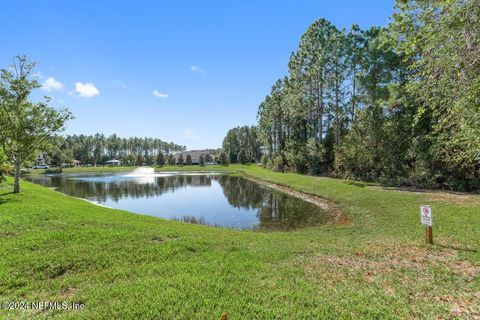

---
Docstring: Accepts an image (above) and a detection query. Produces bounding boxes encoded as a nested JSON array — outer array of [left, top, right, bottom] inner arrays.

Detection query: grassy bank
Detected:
[[1, 165, 479, 319]]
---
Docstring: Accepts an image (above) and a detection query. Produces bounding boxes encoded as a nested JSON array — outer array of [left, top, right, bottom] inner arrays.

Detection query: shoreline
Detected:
[[240, 172, 347, 224]]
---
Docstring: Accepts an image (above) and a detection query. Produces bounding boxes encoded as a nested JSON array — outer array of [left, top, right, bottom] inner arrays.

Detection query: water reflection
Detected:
[[25, 172, 328, 230]]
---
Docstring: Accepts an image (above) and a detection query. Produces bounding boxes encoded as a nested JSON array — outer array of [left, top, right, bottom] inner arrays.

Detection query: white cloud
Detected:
[[74, 82, 100, 98], [42, 77, 64, 92], [152, 90, 169, 98], [191, 65, 206, 74], [181, 129, 199, 140]]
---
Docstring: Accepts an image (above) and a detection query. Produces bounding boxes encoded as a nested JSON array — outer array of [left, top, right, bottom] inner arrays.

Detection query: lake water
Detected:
[[25, 172, 329, 230]]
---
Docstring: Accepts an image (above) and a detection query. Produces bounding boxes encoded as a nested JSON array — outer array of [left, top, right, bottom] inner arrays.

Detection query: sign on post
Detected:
[[420, 205, 432, 226], [420, 205, 433, 244]]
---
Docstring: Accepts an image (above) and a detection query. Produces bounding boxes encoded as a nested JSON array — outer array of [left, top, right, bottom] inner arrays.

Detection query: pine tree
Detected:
[[167, 154, 175, 166], [218, 152, 228, 165], [199, 154, 205, 166], [177, 154, 184, 166], [156, 152, 165, 166], [237, 149, 247, 164]]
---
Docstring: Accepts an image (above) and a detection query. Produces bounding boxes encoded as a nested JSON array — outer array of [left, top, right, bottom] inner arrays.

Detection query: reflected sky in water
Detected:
[[25, 172, 329, 230]]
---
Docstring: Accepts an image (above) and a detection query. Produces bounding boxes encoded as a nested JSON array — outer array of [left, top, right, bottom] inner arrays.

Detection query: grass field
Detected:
[[1, 165, 479, 319]]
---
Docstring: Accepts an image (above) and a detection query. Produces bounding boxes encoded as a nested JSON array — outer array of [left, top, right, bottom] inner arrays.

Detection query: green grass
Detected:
[[1, 165, 479, 319]]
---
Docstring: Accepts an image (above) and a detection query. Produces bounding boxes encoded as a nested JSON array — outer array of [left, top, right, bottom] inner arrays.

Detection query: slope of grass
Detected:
[[0, 165, 479, 319]]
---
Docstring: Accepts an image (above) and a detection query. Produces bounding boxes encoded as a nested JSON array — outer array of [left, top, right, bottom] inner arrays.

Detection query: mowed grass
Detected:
[[0, 165, 479, 319]]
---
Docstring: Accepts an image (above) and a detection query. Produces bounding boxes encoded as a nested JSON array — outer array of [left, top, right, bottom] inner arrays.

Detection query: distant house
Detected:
[[62, 159, 82, 168], [179, 149, 215, 165], [35, 153, 47, 166], [105, 159, 122, 166]]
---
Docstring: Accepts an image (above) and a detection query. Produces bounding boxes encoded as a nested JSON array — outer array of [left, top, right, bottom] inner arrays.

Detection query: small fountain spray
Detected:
[[126, 167, 155, 177]]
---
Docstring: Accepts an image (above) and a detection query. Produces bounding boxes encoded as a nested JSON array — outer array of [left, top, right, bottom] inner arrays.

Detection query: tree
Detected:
[[185, 154, 192, 165], [124, 153, 136, 166], [392, 0, 480, 189], [156, 152, 165, 166], [177, 154, 184, 166], [49, 134, 185, 166], [199, 154, 205, 166], [237, 149, 247, 164], [167, 154, 175, 166], [136, 154, 144, 166], [218, 152, 228, 165], [222, 126, 261, 163], [221, 8, 479, 190], [0, 56, 73, 193]]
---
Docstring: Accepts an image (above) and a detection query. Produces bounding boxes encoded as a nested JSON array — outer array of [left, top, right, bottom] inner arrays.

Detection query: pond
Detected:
[[25, 170, 329, 230]]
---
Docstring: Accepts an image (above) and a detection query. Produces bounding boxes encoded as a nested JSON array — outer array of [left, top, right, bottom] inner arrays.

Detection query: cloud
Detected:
[[191, 65, 206, 74], [42, 77, 64, 92], [74, 82, 100, 98], [152, 90, 169, 98], [181, 129, 199, 140]]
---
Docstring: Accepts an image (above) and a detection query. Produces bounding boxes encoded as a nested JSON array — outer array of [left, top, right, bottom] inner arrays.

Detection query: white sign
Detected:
[[420, 205, 432, 226]]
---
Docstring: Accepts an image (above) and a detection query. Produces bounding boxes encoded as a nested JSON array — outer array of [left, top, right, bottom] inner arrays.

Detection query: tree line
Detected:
[[48, 134, 186, 166], [0, 56, 187, 192], [224, 0, 480, 190], [221, 126, 262, 164]]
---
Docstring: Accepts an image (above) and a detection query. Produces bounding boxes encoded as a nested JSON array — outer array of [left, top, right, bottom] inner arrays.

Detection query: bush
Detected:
[[45, 167, 63, 174], [260, 154, 268, 168], [186, 154, 192, 165], [0, 164, 13, 183], [270, 153, 285, 172]]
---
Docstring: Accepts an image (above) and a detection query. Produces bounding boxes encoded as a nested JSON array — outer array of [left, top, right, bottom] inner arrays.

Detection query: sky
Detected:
[[1, 0, 395, 150]]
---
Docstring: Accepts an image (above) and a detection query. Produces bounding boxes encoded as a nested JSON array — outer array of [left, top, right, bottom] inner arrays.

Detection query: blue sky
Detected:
[[1, 0, 395, 149]]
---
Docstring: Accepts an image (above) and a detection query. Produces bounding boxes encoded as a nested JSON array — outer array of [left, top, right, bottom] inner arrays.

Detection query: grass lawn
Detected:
[[1, 165, 479, 319]]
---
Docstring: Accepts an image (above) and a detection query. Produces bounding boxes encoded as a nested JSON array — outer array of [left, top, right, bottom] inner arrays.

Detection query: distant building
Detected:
[[178, 149, 215, 165], [105, 159, 122, 166], [35, 153, 46, 166]]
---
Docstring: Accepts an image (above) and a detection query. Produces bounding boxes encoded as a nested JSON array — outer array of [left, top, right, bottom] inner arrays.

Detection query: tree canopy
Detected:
[[222, 0, 480, 190], [0, 56, 73, 192]]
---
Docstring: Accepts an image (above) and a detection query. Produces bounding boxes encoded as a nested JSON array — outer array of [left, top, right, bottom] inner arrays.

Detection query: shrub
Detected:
[[177, 154, 184, 166], [260, 154, 268, 168], [186, 154, 192, 165], [0, 164, 13, 183]]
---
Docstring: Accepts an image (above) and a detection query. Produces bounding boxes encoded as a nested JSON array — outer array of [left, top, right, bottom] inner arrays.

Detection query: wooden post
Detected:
[[425, 225, 433, 244]]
